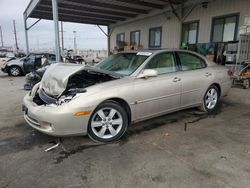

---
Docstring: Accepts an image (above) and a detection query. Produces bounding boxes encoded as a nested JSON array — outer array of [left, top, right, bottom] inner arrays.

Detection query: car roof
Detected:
[[118, 49, 208, 62], [118, 49, 198, 55], [29, 52, 55, 55]]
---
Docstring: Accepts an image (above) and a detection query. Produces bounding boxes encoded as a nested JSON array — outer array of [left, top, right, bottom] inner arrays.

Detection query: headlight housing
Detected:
[[56, 88, 86, 105], [56, 95, 74, 105]]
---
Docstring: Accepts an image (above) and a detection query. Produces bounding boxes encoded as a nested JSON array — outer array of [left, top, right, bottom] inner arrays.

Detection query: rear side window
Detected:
[[145, 53, 177, 74], [177, 52, 206, 71]]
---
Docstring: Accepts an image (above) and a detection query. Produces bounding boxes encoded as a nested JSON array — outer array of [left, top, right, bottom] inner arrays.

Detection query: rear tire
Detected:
[[199, 85, 219, 113], [8, 66, 22, 76], [88, 101, 128, 143]]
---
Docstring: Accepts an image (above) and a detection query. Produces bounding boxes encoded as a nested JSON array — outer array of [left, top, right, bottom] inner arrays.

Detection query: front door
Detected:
[[133, 52, 182, 121], [23, 54, 36, 73]]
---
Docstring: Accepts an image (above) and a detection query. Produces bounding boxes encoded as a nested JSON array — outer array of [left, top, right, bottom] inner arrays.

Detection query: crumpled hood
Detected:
[[40, 63, 122, 97], [40, 63, 85, 96]]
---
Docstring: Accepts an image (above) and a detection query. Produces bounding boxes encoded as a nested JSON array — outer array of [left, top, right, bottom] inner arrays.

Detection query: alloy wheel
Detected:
[[205, 88, 218, 110], [10, 67, 20, 76], [91, 107, 123, 139]]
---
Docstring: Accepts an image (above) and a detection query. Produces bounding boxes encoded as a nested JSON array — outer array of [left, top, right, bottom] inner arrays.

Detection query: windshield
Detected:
[[95, 53, 148, 76]]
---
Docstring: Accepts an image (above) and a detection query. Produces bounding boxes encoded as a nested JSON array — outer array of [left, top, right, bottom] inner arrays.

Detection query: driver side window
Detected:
[[144, 52, 177, 74]]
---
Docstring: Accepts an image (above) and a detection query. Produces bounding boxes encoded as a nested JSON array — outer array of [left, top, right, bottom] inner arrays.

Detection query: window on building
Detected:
[[182, 21, 199, 44], [177, 52, 206, 71], [116, 33, 125, 43], [149, 27, 162, 48], [211, 14, 239, 42], [130, 30, 140, 45]]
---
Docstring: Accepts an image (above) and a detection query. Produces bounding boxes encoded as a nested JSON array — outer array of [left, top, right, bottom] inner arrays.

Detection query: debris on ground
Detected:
[[44, 138, 68, 152], [184, 115, 209, 131], [220, 156, 227, 159], [163, 132, 169, 136]]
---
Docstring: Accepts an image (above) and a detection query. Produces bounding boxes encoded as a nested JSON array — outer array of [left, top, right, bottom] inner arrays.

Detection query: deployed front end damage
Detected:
[[22, 63, 121, 136]]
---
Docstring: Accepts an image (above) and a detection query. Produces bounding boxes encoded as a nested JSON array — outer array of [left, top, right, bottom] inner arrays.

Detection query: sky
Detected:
[[0, 0, 108, 51]]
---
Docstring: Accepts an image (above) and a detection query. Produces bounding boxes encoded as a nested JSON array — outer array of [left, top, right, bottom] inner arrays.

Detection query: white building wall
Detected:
[[110, 14, 181, 50], [184, 0, 250, 43], [109, 0, 250, 51]]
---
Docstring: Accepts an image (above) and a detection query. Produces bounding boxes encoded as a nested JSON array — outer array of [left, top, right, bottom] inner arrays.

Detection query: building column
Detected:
[[52, 0, 61, 62], [23, 13, 29, 54], [107, 26, 111, 55]]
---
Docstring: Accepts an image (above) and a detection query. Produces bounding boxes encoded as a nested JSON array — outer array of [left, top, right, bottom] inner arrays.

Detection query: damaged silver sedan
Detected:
[[23, 50, 231, 142]]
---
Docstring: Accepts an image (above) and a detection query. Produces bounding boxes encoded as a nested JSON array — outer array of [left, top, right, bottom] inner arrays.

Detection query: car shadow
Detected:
[[1, 100, 234, 164]]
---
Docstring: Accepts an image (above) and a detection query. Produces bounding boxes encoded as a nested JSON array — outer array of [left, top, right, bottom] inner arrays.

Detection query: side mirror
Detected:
[[137, 69, 158, 79]]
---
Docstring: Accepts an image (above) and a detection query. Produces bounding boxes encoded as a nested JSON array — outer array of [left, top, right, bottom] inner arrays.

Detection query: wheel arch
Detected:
[[96, 97, 132, 125], [210, 83, 221, 97]]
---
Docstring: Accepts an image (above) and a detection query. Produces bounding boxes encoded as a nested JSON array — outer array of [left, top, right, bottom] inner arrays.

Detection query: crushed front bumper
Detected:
[[22, 93, 91, 136]]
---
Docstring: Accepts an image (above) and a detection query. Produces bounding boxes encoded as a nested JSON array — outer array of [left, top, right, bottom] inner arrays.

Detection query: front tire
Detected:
[[8, 66, 22, 76], [200, 85, 219, 113], [88, 101, 128, 142]]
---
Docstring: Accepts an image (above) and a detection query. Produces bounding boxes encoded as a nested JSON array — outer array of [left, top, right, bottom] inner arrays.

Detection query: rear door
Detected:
[[133, 52, 182, 120], [176, 52, 213, 107]]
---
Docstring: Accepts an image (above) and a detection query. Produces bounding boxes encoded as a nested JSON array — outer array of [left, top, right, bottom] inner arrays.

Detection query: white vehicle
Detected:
[[0, 51, 15, 67]]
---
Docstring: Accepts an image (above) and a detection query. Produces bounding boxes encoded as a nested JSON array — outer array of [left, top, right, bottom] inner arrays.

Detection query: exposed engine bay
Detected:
[[65, 70, 117, 94], [33, 70, 119, 105]]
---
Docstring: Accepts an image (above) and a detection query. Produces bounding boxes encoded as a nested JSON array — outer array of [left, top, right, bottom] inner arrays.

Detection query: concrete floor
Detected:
[[0, 72, 250, 188]]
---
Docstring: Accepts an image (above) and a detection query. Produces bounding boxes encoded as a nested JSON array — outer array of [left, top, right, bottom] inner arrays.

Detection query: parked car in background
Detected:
[[65, 55, 85, 64], [23, 50, 231, 142], [73, 55, 85, 64], [23, 57, 51, 90], [0, 51, 15, 67], [1, 53, 57, 76]]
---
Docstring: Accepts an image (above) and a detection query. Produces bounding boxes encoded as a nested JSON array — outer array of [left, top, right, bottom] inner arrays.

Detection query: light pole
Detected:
[[52, 0, 61, 62], [60, 21, 65, 55], [0, 26, 3, 47], [73, 30, 76, 54]]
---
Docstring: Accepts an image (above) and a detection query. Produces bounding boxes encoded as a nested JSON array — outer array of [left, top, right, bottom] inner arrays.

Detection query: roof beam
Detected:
[[24, 0, 41, 17], [33, 10, 117, 23], [168, 0, 181, 21], [30, 14, 109, 26], [30, 13, 111, 25], [59, 0, 149, 14], [27, 18, 41, 30], [34, 7, 126, 21], [39, 1, 137, 18], [115, 0, 164, 9]]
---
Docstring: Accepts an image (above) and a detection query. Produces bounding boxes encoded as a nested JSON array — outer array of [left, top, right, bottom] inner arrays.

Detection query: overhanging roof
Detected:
[[24, 0, 186, 26]]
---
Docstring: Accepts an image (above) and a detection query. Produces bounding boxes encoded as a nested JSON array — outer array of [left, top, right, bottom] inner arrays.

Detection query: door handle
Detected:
[[205, 72, 212, 77], [173, 77, 181, 82]]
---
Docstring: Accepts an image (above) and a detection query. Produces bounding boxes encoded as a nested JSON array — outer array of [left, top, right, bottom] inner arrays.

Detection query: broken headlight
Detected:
[[56, 95, 74, 105], [56, 88, 86, 105]]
